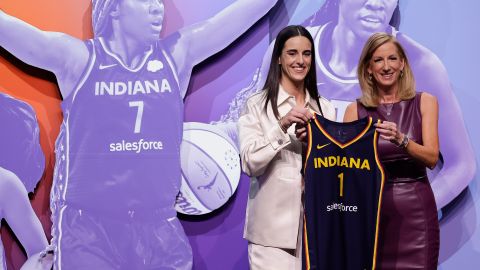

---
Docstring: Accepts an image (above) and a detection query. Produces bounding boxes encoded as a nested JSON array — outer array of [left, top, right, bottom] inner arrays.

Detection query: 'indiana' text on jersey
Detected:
[[51, 37, 183, 215], [302, 115, 385, 270], [94, 78, 172, 96]]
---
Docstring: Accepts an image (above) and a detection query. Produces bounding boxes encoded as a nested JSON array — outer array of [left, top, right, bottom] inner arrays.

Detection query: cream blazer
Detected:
[[238, 85, 336, 249]]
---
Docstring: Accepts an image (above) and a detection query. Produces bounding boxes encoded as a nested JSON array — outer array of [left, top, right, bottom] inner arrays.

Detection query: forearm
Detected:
[[20, 251, 53, 270], [403, 138, 438, 169], [403, 92, 439, 169], [180, 0, 277, 66], [210, 0, 277, 37], [240, 121, 290, 177], [1, 10, 48, 67], [8, 208, 48, 257], [22, 211, 49, 257], [2, 174, 48, 257], [0, 9, 79, 74]]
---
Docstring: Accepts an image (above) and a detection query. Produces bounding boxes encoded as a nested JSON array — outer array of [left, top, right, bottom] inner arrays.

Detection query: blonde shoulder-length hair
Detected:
[[357, 33, 415, 107]]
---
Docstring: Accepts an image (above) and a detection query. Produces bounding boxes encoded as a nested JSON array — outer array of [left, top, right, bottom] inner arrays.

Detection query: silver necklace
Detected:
[[383, 103, 394, 116]]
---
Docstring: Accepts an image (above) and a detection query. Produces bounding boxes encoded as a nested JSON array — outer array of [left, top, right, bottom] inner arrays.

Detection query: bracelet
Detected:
[[278, 116, 287, 133], [398, 134, 409, 149]]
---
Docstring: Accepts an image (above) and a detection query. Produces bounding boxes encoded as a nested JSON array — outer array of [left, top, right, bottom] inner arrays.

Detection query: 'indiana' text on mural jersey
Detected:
[[94, 79, 172, 96]]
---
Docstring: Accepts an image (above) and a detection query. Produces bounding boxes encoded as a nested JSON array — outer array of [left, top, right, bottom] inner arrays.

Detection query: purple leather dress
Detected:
[[358, 93, 439, 269]]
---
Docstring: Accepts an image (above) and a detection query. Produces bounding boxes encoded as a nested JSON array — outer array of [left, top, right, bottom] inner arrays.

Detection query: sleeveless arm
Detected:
[[0, 169, 48, 258], [0, 10, 88, 98], [343, 102, 358, 122], [167, 0, 277, 94], [402, 92, 439, 169]]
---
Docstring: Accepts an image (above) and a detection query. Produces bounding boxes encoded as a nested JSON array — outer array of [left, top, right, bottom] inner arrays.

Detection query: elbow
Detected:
[[239, 151, 265, 177], [427, 161, 437, 171], [240, 158, 263, 178], [240, 160, 253, 177], [467, 162, 477, 180], [239, 151, 253, 177], [443, 151, 477, 181], [461, 147, 477, 180], [426, 150, 440, 170], [239, 142, 264, 177], [461, 162, 477, 184]]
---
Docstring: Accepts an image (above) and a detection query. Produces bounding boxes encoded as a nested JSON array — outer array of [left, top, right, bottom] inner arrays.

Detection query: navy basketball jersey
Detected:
[[51, 37, 183, 215], [303, 114, 385, 270]]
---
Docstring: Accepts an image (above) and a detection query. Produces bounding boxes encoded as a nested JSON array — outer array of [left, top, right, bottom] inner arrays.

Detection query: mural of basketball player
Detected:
[[0, 0, 277, 269], [0, 93, 51, 270], [222, 0, 475, 211]]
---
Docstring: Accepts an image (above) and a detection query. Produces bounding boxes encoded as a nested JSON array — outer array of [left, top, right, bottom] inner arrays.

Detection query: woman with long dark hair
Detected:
[[238, 25, 335, 270]]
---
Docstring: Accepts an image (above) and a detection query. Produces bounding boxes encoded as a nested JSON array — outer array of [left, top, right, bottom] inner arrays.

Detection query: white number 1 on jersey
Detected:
[[129, 101, 144, 134]]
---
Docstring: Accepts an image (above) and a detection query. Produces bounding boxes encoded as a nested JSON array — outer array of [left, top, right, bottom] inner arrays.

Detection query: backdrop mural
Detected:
[[0, 0, 478, 269]]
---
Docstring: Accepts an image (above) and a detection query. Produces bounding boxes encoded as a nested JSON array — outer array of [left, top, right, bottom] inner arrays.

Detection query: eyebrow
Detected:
[[372, 54, 399, 59], [285, 49, 311, 53]]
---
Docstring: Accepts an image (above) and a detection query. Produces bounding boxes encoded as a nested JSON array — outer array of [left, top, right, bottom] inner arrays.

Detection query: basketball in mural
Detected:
[[175, 122, 240, 215]]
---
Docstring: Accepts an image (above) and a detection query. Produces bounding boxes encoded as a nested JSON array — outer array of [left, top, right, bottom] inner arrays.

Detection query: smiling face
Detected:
[[367, 41, 404, 91], [339, 0, 398, 38], [278, 36, 313, 89], [113, 0, 165, 43]]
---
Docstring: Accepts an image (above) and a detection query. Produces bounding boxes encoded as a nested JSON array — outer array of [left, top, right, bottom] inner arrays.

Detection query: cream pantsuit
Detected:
[[238, 85, 335, 269]]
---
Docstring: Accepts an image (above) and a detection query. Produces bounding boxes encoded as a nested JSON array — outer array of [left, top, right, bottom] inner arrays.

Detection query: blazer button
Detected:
[[278, 139, 283, 145]]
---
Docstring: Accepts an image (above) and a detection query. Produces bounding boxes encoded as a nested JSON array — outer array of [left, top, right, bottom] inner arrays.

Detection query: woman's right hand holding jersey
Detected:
[[279, 106, 312, 134]]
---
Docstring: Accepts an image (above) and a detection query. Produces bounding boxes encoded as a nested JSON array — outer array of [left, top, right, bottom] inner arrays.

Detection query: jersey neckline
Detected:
[[98, 37, 153, 72], [312, 113, 373, 149]]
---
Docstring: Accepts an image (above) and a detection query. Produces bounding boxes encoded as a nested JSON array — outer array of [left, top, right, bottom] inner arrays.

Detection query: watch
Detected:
[[398, 134, 409, 149]]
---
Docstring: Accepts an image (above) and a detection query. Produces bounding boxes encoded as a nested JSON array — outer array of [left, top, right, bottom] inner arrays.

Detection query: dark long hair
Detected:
[[263, 25, 322, 119]]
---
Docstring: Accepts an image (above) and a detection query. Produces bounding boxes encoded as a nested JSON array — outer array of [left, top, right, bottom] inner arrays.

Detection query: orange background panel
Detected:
[[0, 1, 92, 269]]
